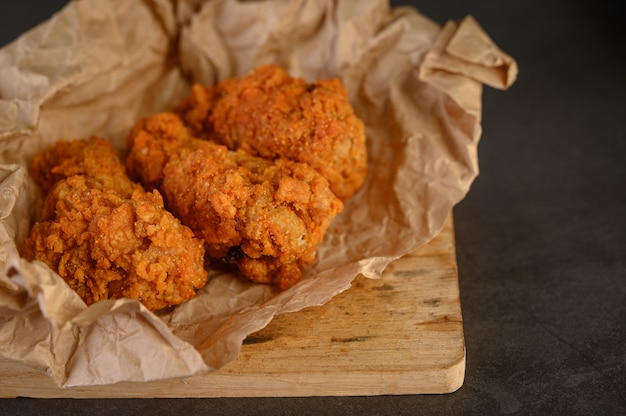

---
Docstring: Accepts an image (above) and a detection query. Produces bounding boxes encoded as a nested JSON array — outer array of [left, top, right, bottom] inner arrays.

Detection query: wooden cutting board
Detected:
[[0, 214, 465, 398]]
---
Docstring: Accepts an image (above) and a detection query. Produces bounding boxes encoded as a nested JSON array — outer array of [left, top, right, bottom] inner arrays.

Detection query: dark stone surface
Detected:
[[1, 1, 625, 414]]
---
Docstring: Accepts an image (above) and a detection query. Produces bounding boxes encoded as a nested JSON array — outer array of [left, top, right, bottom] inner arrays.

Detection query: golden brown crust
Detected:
[[29, 136, 131, 195], [126, 112, 343, 289], [24, 138, 208, 311], [175, 64, 367, 200]]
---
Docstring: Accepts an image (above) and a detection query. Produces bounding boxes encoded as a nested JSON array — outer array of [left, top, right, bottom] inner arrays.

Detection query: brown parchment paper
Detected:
[[0, 0, 517, 387]]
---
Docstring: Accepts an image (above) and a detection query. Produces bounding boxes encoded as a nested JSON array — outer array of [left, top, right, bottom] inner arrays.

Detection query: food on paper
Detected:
[[23, 137, 208, 311], [22, 64, 361, 300], [126, 112, 344, 289], [175, 64, 367, 201]]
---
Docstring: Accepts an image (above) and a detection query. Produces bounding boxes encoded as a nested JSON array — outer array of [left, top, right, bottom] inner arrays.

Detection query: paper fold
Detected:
[[0, 0, 516, 387], [419, 15, 518, 118]]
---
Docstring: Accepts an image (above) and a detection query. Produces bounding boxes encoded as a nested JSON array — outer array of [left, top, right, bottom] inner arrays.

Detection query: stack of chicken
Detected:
[[23, 64, 367, 310]]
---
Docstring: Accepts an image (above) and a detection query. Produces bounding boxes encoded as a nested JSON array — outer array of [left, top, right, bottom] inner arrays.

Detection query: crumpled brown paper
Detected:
[[0, 0, 517, 387]]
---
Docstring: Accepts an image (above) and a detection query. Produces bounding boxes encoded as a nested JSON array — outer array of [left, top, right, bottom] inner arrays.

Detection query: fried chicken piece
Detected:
[[175, 64, 367, 201], [24, 138, 208, 311], [125, 112, 196, 191], [29, 136, 130, 195], [126, 113, 343, 289]]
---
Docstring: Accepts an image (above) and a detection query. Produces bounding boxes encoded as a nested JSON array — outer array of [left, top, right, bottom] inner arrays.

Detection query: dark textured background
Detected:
[[1, 1, 625, 414]]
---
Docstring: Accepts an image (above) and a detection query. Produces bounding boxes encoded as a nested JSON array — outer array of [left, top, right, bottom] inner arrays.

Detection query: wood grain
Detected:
[[0, 215, 465, 397]]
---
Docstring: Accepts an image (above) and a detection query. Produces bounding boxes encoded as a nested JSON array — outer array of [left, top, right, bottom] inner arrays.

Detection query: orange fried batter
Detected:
[[24, 138, 208, 311], [126, 113, 343, 289], [175, 64, 367, 201], [29, 135, 130, 195]]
